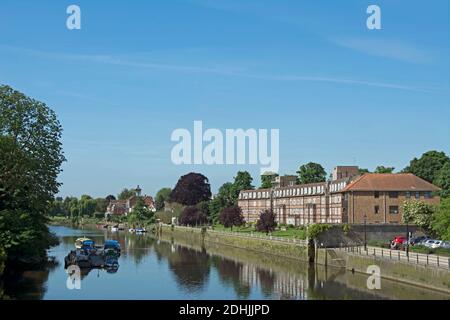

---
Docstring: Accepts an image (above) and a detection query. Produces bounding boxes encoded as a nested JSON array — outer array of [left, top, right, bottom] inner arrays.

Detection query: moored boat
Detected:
[[75, 237, 93, 249]]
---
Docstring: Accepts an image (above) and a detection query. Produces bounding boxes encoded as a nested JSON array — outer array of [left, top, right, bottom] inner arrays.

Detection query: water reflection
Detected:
[[1, 225, 449, 300]]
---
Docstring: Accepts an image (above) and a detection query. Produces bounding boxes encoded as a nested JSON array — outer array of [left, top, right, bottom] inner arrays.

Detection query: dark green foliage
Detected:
[[296, 162, 327, 184], [374, 166, 395, 173], [0, 85, 64, 268], [261, 172, 278, 189], [155, 187, 172, 211], [403, 151, 450, 183], [434, 162, 450, 198]]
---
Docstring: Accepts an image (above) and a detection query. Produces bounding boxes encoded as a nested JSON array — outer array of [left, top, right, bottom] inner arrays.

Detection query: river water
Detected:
[[1, 225, 449, 300]]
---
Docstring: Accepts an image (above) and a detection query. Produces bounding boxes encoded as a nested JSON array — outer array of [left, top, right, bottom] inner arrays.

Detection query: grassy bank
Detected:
[[212, 224, 307, 240], [162, 225, 311, 262]]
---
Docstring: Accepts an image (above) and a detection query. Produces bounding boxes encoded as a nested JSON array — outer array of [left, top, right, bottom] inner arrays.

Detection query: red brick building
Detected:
[[237, 168, 440, 226]]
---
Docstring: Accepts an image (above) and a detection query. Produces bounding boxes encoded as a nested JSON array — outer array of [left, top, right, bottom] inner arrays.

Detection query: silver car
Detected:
[[423, 239, 439, 248]]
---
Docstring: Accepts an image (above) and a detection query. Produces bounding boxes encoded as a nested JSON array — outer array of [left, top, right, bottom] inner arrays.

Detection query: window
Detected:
[[415, 192, 420, 199], [389, 192, 398, 198], [389, 206, 399, 214], [374, 191, 380, 198], [424, 192, 432, 199], [406, 192, 411, 198], [374, 206, 380, 214]]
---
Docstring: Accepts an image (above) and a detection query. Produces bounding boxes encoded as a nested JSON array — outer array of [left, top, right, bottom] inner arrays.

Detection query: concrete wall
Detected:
[[316, 224, 421, 247], [162, 225, 311, 262]]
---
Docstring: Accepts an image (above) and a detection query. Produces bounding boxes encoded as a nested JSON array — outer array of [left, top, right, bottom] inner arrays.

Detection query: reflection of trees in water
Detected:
[[0, 259, 58, 300], [125, 234, 155, 265], [154, 242, 210, 294], [210, 257, 251, 299]]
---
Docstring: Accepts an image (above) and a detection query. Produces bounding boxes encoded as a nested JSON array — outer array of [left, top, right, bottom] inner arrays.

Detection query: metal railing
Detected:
[[338, 244, 450, 270], [172, 225, 308, 246]]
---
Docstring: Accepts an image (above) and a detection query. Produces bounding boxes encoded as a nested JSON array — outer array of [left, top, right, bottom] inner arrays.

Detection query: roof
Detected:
[[343, 173, 440, 192]]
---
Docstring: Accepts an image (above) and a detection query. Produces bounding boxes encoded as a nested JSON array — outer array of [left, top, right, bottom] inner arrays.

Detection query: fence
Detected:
[[339, 244, 450, 270], [172, 225, 308, 246]]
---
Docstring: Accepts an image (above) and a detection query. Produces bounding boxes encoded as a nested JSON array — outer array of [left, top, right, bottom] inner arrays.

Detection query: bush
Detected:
[[307, 224, 332, 240]]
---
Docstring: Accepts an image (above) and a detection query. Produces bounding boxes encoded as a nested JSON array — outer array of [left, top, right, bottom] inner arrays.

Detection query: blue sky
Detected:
[[0, 0, 449, 198]]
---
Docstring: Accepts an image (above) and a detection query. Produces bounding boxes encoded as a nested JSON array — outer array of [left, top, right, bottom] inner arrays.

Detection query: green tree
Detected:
[[128, 198, 155, 227], [260, 172, 278, 189], [296, 162, 327, 184], [209, 182, 236, 223], [155, 187, 172, 211], [374, 166, 395, 174], [434, 162, 450, 198], [118, 188, 136, 200], [402, 200, 435, 232], [403, 151, 450, 183], [233, 171, 254, 198], [431, 197, 450, 240], [358, 168, 370, 175], [0, 85, 64, 267]]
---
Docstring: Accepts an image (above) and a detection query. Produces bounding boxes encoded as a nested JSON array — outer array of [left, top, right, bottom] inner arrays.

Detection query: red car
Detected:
[[391, 236, 407, 249]]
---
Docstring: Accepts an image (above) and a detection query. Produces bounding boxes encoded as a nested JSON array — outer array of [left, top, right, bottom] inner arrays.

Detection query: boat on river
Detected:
[[75, 237, 93, 249]]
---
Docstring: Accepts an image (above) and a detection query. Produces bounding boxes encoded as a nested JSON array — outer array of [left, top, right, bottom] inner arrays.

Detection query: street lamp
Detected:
[[363, 213, 367, 251], [406, 218, 410, 258]]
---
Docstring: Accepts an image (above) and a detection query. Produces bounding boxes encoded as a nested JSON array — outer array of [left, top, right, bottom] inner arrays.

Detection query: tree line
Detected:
[[1, 85, 65, 274]]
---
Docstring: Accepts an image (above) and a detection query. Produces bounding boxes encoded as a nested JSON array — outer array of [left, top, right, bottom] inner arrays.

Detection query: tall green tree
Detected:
[[127, 197, 155, 227], [232, 171, 254, 199], [260, 172, 278, 189], [209, 183, 235, 223], [434, 162, 450, 198], [296, 162, 327, 184], [402, 200, 435, 233], [155, 187, 172, 211], [431, 197, 450, 240], [0, 85, 64, 267], [403, 151, 450, 183], [374, 166, 395, 174]]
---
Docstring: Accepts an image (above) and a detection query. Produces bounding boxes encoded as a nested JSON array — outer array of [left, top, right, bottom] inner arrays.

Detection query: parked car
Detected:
[[391, 236, 407, 249], [409, 235, 431, 246], [422, 239, 442, 249], [440, 241, 450, 249]]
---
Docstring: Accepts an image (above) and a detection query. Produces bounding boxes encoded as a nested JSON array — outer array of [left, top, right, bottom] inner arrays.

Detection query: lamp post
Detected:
[[363, 214, 367, 252], [406, 218, 410, 258]]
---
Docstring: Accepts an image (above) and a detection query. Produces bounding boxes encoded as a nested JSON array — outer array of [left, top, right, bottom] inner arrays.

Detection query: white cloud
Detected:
[[332, 37, 434, 64]]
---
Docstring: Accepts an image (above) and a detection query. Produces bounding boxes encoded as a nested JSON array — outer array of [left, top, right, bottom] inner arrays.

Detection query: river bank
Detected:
[[162, 225, 450, 294]]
